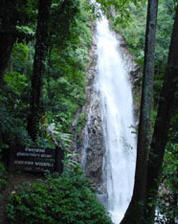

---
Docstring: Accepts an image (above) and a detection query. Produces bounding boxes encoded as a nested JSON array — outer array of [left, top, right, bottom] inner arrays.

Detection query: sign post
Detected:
[[9, 146, 64, 173]]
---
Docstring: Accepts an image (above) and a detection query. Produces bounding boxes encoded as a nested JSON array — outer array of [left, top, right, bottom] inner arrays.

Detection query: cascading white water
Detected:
[[96, 17, 137, 224]]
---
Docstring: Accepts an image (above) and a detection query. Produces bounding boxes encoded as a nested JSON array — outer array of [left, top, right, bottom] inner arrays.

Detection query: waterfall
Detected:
[[96, 17, 137, 223]]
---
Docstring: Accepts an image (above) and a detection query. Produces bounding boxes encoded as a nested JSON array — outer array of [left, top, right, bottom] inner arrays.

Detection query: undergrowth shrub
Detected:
[[6, 169, 112, 224]]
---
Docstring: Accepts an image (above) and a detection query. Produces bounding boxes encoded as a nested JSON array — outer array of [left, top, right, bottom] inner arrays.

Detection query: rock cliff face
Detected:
[[82, 93, 105, 188], [72, 26, 106, 192]]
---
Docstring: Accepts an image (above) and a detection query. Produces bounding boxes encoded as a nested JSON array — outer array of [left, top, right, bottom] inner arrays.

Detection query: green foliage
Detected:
[[95, 0, 145, 21], [163, 142, 177, 194], [0, 163, 8, 196], [155, 132, 178, 223], [6, 170, 112, 224], [35, 115, 73, 150], [111, 1, 146, 60], [155, 0, 175, 73], [41, 0, 92, 136], [11, 43, 32, 75], [16, 25, 35, 36], [77, 112, 86, 135], [0, 0, 93, 152], [111, 0, 175, 75], [0, 90, 32, 148], [4, 72, 28, 96]]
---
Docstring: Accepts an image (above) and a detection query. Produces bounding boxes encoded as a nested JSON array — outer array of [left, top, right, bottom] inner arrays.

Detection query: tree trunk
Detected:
[[120, 1, 158, 223], [145, 8, 178, 223], [0, 0, 18, 83], [27, 0, 51, 141]]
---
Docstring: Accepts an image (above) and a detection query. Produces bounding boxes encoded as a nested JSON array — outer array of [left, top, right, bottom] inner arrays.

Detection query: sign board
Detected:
[[9, 146, 64, 173]]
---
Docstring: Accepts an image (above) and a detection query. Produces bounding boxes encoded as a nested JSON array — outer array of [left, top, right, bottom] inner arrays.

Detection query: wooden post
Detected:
[[55, 146, 64, 174]]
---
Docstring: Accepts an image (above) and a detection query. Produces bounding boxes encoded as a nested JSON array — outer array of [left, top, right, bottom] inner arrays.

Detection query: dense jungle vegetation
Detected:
[[0, 0, 177, 223]]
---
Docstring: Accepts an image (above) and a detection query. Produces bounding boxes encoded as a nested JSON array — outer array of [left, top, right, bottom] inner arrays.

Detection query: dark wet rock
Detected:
[[120, 43, 127, 48], [72, 27, 106, 192]]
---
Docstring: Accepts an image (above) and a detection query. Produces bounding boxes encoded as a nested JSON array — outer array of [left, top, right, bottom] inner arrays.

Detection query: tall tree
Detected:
[[120, 0, 158, 223], [0, 0, 36, 84], [27, 0, 51, 141], [145, 8, 178, 223], [0, 0, 18, 82]]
